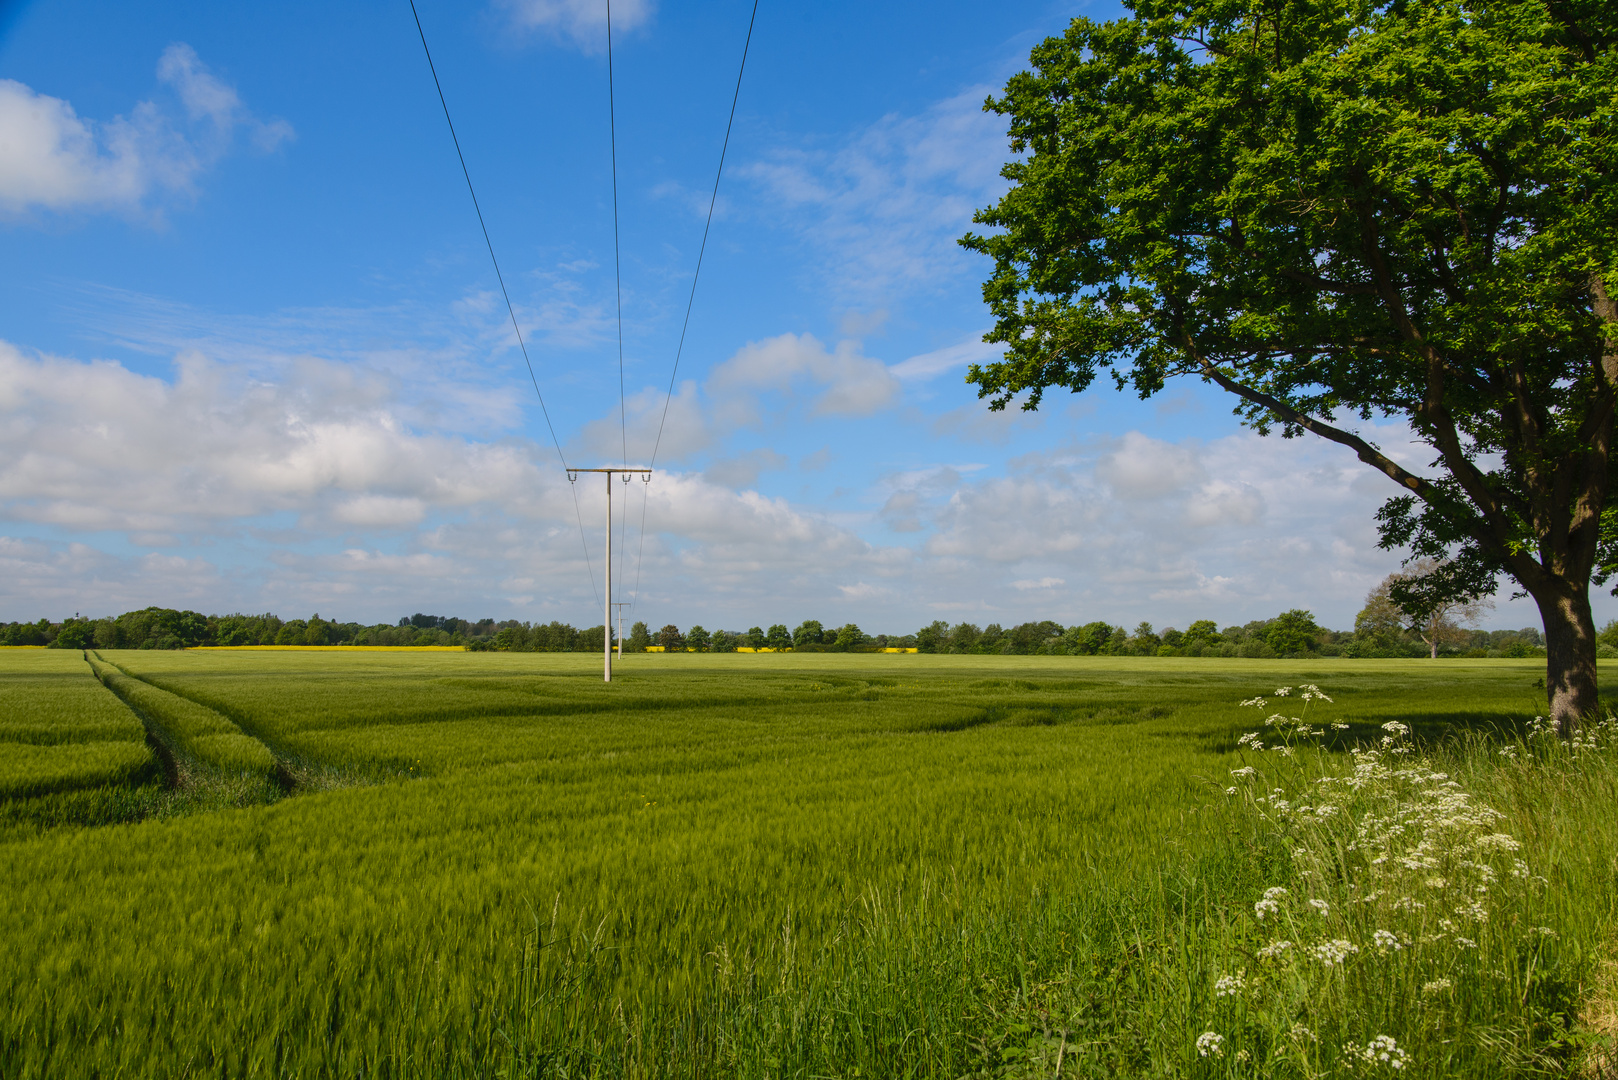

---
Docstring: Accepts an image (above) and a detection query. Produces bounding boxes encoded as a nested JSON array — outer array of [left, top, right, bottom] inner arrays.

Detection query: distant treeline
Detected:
[[0, 607, 1583, 660], [0, 610, 515, 650], [636, 613, 1558, 660]]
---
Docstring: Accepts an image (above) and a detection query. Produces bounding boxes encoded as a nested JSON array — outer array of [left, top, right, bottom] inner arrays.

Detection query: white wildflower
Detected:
[[1310, 939, 1359, 965], [1421, 978, 1451, 994], [1308, 898, 1330, 916], [1225, 786, 1238, 796], [1344, 1035, 1408, 1070], [1229, 766, 1256, 778], [1196, 1031, 1224, 1058], [1275, 687, 1292, 697], [1254, 886, 1288, 920], [1214, 971, 1246, 997], [1257, 940, 1293, 959], [1372, 929, 1401, 951]]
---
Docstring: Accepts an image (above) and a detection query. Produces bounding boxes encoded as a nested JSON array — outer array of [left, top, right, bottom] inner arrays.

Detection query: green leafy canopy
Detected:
[[961, 0, 1617, 719]]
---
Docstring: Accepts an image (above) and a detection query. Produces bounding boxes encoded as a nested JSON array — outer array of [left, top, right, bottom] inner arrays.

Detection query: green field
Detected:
[[1, 648, 1610, 1077]]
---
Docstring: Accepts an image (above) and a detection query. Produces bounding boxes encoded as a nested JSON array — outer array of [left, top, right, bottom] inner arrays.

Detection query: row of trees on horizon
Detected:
[[0, 596, 1598, 661]]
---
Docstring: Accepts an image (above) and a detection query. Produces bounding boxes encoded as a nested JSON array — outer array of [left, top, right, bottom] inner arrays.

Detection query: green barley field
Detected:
[[2, 647, 1613, 1078]]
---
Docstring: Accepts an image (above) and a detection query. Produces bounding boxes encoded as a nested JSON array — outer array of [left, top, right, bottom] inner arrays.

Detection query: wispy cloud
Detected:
[[890, 335, 1001, 381], [742, 86, 1010, 301], [495, 0, 655, 52]]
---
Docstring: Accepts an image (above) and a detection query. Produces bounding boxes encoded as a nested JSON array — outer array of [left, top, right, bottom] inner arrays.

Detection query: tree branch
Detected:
[[1182, 334, 1541, 586], [1276, 268, 1380, 295]]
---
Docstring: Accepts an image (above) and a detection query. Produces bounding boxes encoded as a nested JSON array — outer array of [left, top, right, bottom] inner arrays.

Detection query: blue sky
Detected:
[[0, 0, 1588, 634]]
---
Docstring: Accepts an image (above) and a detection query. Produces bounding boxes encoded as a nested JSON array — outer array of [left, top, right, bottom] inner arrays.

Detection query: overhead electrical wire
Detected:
[[628, 0, 761, 617], [605, 0, 631, 611], [407, 0, 600, 607]]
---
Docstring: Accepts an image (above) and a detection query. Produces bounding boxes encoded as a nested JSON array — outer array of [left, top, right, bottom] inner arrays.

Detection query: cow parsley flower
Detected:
[[1255, 886, 1288, 919], [1344, 1035, 1407, 1070], [1310, 939, 1359, 965], [1196, 1032, 1224, 1058]]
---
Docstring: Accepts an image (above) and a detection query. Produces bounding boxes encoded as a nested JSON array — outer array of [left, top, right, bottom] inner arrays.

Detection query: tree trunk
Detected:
[[1532, 582, 1601, 735]]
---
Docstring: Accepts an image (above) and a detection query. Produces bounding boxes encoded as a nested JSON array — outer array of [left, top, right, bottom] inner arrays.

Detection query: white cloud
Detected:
[[330, 496, 428, 528], [1184, 479, 1265, 528], [0, 340, 1580, 634], [708, 332, 899, 420], [497, 0, 655, 51], [577, 380, 711, 465], [0, 340, 924, 625], [0, 535, 225, 615], [0, 44, 290, 217], [1096, 432, 1205, 500], [0, 341, 554, 535], [1012, 577, 1064, 590]]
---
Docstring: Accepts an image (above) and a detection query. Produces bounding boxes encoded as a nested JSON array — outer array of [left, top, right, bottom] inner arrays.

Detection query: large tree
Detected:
[[961, 0, 1616, 729]]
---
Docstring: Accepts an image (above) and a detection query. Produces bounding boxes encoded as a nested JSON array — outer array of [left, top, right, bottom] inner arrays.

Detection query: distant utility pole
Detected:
[[568, 467, 651, 682], [611, 602, 631, 660]]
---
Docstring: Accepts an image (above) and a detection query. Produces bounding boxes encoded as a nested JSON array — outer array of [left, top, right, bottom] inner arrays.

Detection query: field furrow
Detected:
[[88, 654, 279, 782]]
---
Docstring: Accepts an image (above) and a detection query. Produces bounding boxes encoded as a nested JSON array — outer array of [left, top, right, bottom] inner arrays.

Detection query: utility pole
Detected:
[[612, 602, 631, 660], [568, 467, 651, 682]]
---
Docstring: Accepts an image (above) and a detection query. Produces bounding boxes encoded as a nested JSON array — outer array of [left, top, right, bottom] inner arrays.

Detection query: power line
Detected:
[[647, 0, 759, 471], [630, 0, 761, 617], [408, 0, 599, 607], [606, 0, 632, 606]]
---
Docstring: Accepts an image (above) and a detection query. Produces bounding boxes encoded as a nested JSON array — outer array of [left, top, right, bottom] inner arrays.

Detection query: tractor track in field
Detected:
[[90, 653, 379, 793], [87, 652, 299, 796]]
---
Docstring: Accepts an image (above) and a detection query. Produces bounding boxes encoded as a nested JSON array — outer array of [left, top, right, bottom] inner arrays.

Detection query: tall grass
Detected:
[[1, 652, 1612, 1076]]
